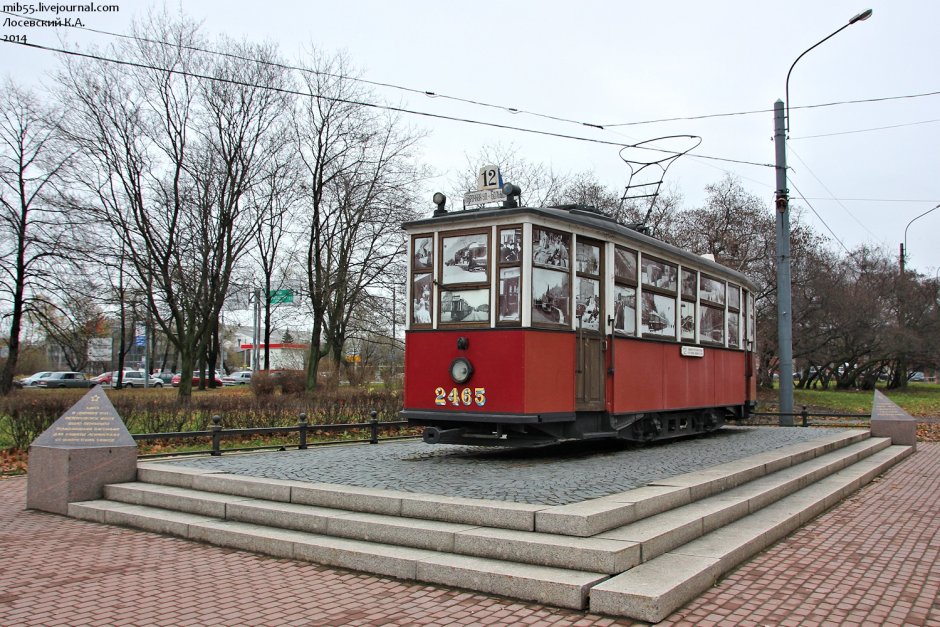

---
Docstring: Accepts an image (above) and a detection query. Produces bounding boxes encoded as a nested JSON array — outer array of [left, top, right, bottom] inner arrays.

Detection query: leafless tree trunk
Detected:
[[0, 80, 76, 394]]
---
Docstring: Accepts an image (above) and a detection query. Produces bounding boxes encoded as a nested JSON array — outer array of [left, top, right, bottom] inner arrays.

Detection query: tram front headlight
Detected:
[[450, 357, 473, 384]]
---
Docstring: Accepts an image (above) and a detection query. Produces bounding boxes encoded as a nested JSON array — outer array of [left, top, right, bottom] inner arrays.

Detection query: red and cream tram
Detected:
[[402, 191, 757, 445]]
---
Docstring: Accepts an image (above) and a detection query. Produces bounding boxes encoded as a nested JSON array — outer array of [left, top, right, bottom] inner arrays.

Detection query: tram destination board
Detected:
[[464, 189, 505, 206]]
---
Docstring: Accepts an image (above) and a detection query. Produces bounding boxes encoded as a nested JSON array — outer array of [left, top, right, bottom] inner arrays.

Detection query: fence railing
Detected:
[[749, 406, 870, 427], [132, 411, 416, 458]]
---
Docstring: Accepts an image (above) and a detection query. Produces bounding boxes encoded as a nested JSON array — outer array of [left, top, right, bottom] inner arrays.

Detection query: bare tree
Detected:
[[0, 80, 76, 394], [60, 12, 292, 398], [32, 286, 109, 372], [294, 50, 427, 390], [245, 144, 304, 371]]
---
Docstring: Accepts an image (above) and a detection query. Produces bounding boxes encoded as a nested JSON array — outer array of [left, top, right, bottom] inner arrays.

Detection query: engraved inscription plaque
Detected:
[[32, 387, 136, 448]]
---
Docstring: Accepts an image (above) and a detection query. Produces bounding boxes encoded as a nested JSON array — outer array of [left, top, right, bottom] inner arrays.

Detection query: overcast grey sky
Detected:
[[3, 1, 938, 272]]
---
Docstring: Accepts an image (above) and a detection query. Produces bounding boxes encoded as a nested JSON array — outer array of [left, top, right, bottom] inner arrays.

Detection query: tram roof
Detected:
[[404, 204, 757, 291]]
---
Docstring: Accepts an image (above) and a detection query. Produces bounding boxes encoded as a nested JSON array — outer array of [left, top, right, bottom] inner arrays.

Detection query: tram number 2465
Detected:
[[434, 387, 486, 407]]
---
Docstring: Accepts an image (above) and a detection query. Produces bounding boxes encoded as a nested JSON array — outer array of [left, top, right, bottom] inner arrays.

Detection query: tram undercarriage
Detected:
[[406, 405, 747, 447]]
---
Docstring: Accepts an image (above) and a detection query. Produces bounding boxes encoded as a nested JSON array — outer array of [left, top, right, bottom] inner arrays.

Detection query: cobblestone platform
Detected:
[[160, 426, 845, 505]]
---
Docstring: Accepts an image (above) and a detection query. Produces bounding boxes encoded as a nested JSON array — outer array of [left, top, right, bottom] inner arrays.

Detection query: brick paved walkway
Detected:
[[1, 444, 937, 626]]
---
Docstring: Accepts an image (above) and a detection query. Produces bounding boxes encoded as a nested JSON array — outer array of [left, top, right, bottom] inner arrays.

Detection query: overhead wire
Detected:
[[601, 90, 940, 128], [787, 177, 851, 254], [789, 118, 940, 140], [786, 142, 880, 240], [2, 38, 776, 168], [0, 9, 606, 131], [799, 197, 940, 203]]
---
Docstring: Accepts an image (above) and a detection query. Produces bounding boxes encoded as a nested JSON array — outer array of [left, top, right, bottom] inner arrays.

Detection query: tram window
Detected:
[[410, 234, 434, 328], [641, 257, 677, 292], [532, 227, 570, 269], [641, 292, 677, 338], [576, 242, 600, 276], [412, 273, 433, 326], [747, 292, 756, 345], [680, 301, 695, 341], [441, 288, 490, 324], [681, 269, 696, 300], [728, 311, 740, 348], [614, 246, 637, 285], [498, 267, 521, 323], [613, 285, 636, 335], [576, 277, 601, 331], [699, 305, 724, 345], [728, 284, 741, 311], [498, 227, 522, 264], [700, 275, 726, 306], [441, 230, 490, 286], [413, 236, 433, 271], [532, 267, 570, 326], [497, 226, 523, 327]]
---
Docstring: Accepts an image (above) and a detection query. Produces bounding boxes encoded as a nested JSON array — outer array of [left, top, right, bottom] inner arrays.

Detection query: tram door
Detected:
[[575, 237, 606, 411], [576, 334, 606, 410]]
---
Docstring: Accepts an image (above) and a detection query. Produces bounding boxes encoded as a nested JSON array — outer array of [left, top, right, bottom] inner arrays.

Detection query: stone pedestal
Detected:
[[27, 386, 137, 515], [870, 390, 917, 450]]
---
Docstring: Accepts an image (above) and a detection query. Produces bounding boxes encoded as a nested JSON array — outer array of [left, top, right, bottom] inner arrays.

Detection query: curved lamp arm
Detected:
[[785, 9, 873, 132]]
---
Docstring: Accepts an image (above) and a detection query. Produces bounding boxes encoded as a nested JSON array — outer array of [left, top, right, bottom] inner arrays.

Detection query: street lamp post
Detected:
[[774, 9, 872, 426], [901, 203, 940, 274]]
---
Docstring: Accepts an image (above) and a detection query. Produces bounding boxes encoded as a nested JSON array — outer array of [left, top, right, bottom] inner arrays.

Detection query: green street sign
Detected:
[[268, 289, 294, 304]]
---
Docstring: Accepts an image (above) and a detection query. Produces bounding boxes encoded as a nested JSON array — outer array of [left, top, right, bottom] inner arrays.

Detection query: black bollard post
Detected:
[[298, 412, 308, 450], [370, 410, 379, 444], [210, 415, 223, 456], [801, 406, 809, 427]]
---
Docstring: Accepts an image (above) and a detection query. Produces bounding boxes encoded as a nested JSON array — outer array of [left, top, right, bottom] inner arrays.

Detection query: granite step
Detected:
[[592, 436, 891, 562], [101, 481, 642, 574], [67, 499, 608, 610], [588, 444, 914, 622], [535, 429, 871, 536], [90, 433, 885, 577]]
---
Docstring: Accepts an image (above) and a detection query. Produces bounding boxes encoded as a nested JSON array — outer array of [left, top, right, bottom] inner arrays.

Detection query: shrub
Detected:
[[279, 370, 307, 395], [0, 386, 404, 450], [251, 371, 275, 396]]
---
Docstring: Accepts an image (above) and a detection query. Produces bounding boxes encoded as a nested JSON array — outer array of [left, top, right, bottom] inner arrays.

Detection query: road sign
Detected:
[[464, 189, 506, 207], [268, 289, 294, 304], [134, 335, 146, 347], [87, 338, 112, 361]]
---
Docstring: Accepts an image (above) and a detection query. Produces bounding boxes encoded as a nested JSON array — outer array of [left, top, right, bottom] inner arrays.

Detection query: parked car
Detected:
[[92, 372, 114, 385], [171, 371, 225, 387], [15, 371, 54, 388], [222, 371, 252, 386], [153, 372, 175, 385], [36, 371, 95, 389], [109, 370, 164, 388], [909, 371, 926, 382]]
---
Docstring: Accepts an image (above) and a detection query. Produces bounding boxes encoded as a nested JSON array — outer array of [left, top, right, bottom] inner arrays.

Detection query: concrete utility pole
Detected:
[[773, 99, 794, 426], [776, 8, 872, 426]]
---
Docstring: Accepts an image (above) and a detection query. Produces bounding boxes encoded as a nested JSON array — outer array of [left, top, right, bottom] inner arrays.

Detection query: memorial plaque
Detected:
[[28, 386, 138, 514], [32, 388, 136, 448], [870, 390, 917, 449]]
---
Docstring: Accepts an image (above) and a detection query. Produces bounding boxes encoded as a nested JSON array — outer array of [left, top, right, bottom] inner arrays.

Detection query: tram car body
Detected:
[[403, 202, 757, 445]]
